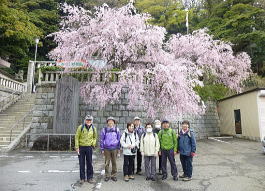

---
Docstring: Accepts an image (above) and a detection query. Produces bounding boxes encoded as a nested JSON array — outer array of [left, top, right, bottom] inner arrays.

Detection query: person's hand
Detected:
[[128, 145, 132, 149], [141, 152, 144, 156], [155, 153, 158, 157], [76, 148, 80, 155], [191, 152, 196, 157], [102, 150, 104, 155], [174, 151, 177, 156], [158, 151, 161, 156]]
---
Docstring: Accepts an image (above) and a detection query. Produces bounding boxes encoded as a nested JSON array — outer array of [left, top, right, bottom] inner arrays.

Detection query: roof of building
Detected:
[[218, 87, 265, 102]]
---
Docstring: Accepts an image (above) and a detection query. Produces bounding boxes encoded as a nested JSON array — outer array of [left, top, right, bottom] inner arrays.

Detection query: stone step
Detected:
[[7, 103, 34, 107], [6, 106, 34, 110], [0, 141, 11, 145], [5, 106, 34, 110], [0, 126, 29, 130], [0, 137, 16, 142], [0, 121, 31, 124], [0, 130, 23, 134], [1, 112, 32, 115], [0, 113, 32, 116], [0, 133, 20, 137], [0, 125, 29, 129]]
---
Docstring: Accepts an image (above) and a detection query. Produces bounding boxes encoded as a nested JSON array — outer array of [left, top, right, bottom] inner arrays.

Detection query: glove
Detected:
[[191, 152, 196, 157]]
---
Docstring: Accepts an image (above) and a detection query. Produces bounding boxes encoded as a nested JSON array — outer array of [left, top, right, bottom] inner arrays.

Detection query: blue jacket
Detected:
[[178, 129, 196, 156], [135, 125, 145, 139]]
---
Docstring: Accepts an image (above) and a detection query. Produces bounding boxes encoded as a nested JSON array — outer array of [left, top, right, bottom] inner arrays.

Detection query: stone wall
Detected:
[[0, 87, 14, 102], [31, 84, 56, 135], [30, 84, 220, 142]]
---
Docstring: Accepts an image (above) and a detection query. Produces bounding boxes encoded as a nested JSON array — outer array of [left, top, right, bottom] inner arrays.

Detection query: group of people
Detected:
[[75, 115, 196, 184]]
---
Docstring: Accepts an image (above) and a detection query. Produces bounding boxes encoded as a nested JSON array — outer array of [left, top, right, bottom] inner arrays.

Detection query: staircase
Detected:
[[0, 94, 35, 151]]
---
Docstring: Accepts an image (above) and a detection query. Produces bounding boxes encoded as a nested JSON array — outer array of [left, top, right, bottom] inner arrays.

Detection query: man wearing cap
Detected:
[[75, 115, 97, 184], [134, 116, 145, 175], [158, 120, 178, 181], [100, 117, 121, 182]]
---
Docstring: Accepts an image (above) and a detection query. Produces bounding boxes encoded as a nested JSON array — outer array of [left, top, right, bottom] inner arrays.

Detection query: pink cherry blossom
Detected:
[[49, 4, 251, 119]]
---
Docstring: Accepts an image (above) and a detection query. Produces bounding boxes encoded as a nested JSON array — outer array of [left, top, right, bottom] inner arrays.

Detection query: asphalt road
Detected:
[[0, 138, 264, 191]]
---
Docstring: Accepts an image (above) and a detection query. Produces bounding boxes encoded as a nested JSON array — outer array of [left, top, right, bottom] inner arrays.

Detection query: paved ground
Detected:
[[0, 138, 264, 191]]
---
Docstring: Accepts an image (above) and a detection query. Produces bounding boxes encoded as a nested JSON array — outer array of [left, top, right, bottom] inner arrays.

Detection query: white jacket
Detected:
[[140, 132, 160, 156], [120, 129, 139, 156]]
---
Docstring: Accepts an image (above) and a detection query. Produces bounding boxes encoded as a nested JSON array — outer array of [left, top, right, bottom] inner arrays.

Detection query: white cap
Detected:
[[134, 116, 141, 121]]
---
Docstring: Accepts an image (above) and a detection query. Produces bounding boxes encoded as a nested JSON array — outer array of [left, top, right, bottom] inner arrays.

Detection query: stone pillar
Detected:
[[27, 61, 34, 93], [53, 76, 80, 134]]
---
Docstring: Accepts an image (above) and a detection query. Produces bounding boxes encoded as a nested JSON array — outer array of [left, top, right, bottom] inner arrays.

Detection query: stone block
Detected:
[[47, 93, 54, 99], [122, 111, 129, 117]]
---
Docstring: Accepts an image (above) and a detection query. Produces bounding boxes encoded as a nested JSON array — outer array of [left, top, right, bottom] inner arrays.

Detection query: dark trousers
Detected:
[[78, 146, 93, 180], [158, 155, 162, 172], [161, 149, 178, 177], [132, 155, 135, 174], [180, 154, 193, 178], [136, 149, 142, 172], [123, 155, 134, 176]]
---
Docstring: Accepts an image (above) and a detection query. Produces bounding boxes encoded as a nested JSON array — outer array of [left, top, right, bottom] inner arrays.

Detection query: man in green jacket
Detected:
[[158, 120, 178, 181], [75, 115, 97, 184]]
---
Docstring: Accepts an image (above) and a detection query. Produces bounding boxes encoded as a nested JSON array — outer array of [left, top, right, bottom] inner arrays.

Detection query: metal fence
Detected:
[[25, 133, 75, 151]]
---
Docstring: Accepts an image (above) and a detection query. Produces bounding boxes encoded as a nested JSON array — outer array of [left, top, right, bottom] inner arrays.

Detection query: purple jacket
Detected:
[[100, 126, 121, 151]]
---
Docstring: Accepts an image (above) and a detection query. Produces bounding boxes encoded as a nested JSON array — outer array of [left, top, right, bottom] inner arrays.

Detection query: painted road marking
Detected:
[[40, 170, 79, 173], [208, 137, 230, 144], [18, 170, 31, 173], [49, 155, 59, 158], [23, 155, 34, 158], [95, 183, 102, 189], [0, 155, 15, 158]]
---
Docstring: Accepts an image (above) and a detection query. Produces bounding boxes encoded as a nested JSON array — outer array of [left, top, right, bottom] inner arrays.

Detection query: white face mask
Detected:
[[146, 128, 153, 133]]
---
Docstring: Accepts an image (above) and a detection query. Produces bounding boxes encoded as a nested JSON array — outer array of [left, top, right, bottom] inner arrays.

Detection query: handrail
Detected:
[[9, 107, 34, 142], [0, 92, 25, 113], [0, 75, 26, 92]]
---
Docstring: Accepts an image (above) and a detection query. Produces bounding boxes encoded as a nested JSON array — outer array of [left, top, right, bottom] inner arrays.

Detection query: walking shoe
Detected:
[[183, 177, 192, 181], [136, 171, 142, 175], [124, 175, 129, 182], [146, 177, 150, 181], [151, 177, 156, 181], [104, 177, 110, 182], [80, 180, 85, 185], [162, 175, 167, 180], [158, 170, 162, 175], [87, 178, 96, 184], [173, 176, 178, 181], [111, 177, 117, 182], [129, 175, 135, 180], [179, 174, 186, 178]]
